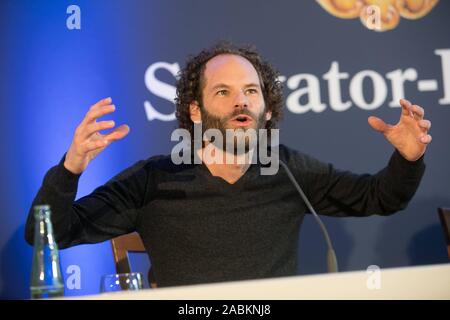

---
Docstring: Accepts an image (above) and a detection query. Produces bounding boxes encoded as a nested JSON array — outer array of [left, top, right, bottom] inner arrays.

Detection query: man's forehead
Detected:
[[203, 54, 260, 86]]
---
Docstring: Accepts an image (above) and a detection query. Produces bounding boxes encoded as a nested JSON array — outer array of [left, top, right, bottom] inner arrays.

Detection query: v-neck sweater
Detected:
[[25, 144, 425, 287]]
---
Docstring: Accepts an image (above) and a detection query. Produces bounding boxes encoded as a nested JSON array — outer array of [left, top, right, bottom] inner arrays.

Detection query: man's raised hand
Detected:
[[368, 98, 432, 162], [64, 97, 130, 174]]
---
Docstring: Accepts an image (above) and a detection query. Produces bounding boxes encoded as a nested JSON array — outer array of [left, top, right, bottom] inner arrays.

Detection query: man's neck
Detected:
[[197, 143, 253, 184]]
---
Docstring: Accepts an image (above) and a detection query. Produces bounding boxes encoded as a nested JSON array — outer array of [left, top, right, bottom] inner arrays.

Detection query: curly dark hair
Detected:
[[175, 41, 283, 137]]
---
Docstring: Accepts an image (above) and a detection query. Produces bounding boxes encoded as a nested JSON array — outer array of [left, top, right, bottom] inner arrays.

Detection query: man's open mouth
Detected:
[[230, 114, 254, 126]]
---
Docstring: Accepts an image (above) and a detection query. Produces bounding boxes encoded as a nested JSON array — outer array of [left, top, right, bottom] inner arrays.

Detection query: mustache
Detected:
[[222, 108, 257, 123]]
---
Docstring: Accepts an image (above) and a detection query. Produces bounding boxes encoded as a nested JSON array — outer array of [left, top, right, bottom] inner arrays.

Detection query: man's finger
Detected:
[[399, 98, 412, 116], [418, 119, 431, 131], [420, 134, 432, 144], [89, 97, 112, 112], [103, 124, 130, 142], [83, 120, 116, 139], [411, 104, 424, 120], [83, 139, 109, 153], [83, 105, 116, 125], [368, 116, 390, 133]]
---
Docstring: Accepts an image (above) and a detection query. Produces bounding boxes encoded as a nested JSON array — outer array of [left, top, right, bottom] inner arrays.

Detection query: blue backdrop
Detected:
[[0, 0, 449, 298]]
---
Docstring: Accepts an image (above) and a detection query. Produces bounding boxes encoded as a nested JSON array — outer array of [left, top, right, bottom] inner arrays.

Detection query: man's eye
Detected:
[[246, 88, 258, 94], [217, 90, 228, 96]]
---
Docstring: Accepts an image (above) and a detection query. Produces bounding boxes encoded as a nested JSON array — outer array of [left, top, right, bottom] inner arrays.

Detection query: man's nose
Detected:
[[233, 91, 248, 108]]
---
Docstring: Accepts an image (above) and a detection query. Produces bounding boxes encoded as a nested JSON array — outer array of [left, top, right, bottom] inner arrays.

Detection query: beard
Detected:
[[199, 104, 267, 155]]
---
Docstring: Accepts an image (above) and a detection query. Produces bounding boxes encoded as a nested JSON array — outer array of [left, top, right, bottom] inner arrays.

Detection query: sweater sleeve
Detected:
[[24, 154, 149, 249], [290, 149, 425, 217]]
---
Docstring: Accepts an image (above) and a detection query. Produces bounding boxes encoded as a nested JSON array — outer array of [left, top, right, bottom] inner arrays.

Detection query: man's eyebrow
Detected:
[[243, 83, 261, 89], [210, 83, 261, 91], [210, 83, 230, 91]]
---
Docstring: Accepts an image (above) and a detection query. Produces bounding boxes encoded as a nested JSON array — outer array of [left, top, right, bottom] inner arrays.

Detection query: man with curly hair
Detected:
[[25, 42, 431, 288], [172, 42, 284, 177]]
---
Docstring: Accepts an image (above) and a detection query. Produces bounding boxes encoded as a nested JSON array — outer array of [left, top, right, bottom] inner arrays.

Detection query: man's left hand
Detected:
[[368, 99, 432, 161]]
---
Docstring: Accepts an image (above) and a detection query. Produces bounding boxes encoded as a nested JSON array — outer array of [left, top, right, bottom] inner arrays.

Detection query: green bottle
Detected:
[[30, 205, 64, 299]]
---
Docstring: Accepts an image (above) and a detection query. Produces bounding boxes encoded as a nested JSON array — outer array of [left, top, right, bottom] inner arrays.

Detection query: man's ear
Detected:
[[265, 110, 272, 121], [190, 101, 202, 123]]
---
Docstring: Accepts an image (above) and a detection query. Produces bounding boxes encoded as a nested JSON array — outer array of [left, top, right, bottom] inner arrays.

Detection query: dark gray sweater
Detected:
[[25, 145, 425, 287]]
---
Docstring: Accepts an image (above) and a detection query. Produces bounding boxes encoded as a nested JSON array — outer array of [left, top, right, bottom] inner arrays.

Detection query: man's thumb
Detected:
[[368, 116, 388, 133]]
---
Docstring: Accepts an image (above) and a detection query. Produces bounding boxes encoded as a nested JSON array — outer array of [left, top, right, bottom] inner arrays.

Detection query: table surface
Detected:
[[72, 263, 450, 300]]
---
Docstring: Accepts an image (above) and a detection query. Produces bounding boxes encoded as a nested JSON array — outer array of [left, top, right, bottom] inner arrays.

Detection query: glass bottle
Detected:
[[30, 205, 64, 299]]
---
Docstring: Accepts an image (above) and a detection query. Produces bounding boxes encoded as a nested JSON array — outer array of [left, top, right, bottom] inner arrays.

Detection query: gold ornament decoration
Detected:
[[316, 0, 439, 31]]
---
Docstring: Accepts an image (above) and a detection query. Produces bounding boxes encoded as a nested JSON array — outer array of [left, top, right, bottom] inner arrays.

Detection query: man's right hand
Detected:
[[64, 97, 130, 174]]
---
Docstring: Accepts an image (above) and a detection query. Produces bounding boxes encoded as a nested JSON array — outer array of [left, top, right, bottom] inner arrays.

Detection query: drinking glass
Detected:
[[100, 272, 144, 293]]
